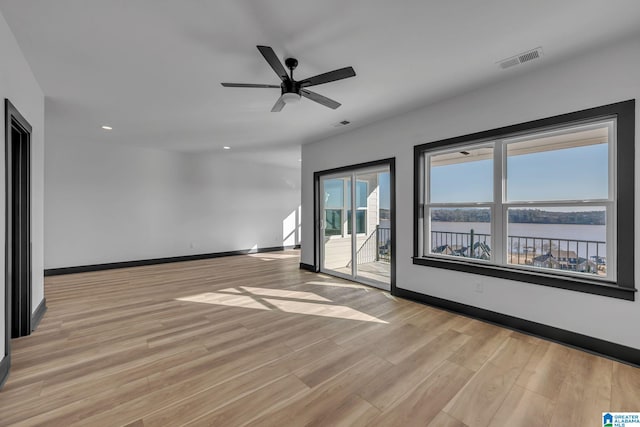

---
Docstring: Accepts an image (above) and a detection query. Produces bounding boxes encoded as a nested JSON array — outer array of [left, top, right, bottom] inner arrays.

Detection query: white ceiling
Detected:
[[1, 0, 640, 155]]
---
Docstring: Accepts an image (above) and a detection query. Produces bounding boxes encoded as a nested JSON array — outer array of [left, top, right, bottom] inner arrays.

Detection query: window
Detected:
[[323, 178, 367, 237], [414, 100, 635, 300], [324, 209, 342, 236], [323, 179, 344, 235], [347, 180, 368, 235]]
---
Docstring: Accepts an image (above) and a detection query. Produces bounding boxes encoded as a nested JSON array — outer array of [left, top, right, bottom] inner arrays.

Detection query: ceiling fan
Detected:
[[221, 45, 356, 112]]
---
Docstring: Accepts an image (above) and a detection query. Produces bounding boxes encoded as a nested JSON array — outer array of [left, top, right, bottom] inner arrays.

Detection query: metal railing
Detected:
[[377, 226, 391, 263], [431, 229, 491, 260], [354, 226, 392, 265], [507, 235, 606, 273], [430, 230, 606, 274]]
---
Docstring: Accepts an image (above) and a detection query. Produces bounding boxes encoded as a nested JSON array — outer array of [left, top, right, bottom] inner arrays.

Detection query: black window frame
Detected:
[[413, 100, 636, 301]]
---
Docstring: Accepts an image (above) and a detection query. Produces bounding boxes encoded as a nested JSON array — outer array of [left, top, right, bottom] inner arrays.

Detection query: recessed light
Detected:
[[101, 125, 113, 130], [223, 146, 231, 150], [332, 120, 351, 128]]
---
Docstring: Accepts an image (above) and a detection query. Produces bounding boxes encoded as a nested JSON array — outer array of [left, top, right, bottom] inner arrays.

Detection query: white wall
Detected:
[[173, 152, 301, 256], [44, 138, 301, 268], [302, 34, 640, 349], [0, 10, 45, 363]]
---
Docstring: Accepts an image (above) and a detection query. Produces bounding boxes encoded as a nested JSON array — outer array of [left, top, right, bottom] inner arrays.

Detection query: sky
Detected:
[[430, 143, 608, 204], [379, 172, 390, 209]]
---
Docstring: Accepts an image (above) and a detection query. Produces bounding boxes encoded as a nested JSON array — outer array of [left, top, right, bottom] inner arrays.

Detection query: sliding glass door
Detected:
[[321, 173, 354, 277], [319, 164, 391, 289]]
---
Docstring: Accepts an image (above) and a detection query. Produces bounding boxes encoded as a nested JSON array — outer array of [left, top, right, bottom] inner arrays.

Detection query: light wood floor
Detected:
[[1, 250, 638, 426]]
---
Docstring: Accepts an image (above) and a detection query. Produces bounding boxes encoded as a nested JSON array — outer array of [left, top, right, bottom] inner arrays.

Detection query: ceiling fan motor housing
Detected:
[[282, 78, 301, 95], [283, 57, 301, 95]]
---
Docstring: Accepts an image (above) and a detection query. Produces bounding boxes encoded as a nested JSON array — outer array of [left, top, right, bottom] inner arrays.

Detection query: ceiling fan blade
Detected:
[[299, 66, 356, 87], [271, 95, 286, 112], [301, 89, 341, 109], [257, 45, 290, 82], [221, 83, 280, 88]]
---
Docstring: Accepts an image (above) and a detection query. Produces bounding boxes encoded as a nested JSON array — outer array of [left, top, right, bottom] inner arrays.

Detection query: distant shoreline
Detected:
[[429, 208, 605, 226]]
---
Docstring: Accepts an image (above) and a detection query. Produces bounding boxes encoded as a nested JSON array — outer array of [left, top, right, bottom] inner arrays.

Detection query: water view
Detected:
[[430, 221, 607, 276]]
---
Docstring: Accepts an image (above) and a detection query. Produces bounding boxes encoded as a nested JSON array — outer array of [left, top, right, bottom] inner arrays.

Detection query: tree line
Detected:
[[431, 208, 605, 225]]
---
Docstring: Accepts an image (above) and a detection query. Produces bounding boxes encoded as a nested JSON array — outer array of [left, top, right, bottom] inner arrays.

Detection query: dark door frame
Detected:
[[2, 99, 32, 389], [313, 158, 396, 293]]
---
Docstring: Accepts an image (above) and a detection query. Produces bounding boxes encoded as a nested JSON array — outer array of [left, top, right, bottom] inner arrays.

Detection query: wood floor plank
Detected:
[[306, 394, 381, 427], [293, 345, 371, 388], [549, 350, 612, 427], [367, 360, 474, 427], [515, 340, 572, 400], [247, 354, 392, 427], [0, 250, 635, 426], [358, 329, 471, 411], [338, 321, 433, 364], [10, 377, 151, 427], [0, 381, 43, 412], [443, 337, 536, 427], [140, 361, 292, 426], [177, 374, 308, 427], [611, 362, 640, 411], [488, 385, 555, 427], [447, 322, 511, 371], [427, 411, 468, 427]]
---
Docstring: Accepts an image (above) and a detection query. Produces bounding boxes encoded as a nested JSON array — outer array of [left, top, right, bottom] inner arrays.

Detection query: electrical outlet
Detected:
[[474, 282, 484, 293], [189, 242, 195, 249]]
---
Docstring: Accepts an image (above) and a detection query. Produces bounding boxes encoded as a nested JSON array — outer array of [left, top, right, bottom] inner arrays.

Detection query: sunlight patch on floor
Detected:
[[176, 286, 387, 323], [228, 286, 330, 302], [248, 253, 298, 259], [304, 280, 372, 291], [176, 293, 270, 310], [263, 298, 387, 323]]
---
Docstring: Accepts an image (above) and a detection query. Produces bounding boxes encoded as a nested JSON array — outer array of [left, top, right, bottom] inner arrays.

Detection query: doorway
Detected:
[[5, 99, 32, 343], [315, 159, 394, 291]]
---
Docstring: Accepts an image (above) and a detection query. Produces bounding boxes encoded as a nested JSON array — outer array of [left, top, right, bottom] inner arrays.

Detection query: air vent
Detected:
[[333, 120, 351, 127], [518, 50, 540, 63], [499, 58, 520, 69], [498, 47, 543, 69]]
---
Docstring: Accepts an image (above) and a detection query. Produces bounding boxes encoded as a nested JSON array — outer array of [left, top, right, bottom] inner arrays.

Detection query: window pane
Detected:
[[346, 181, 368, 208], [347, 210, 367, 234], [506, 207, 607, 276], [430, 208, 492, 259], [325, 209, 342, 236], [429, 147, 493, 203], [324, 179, 344, 209], [379, 172, 391, 227], [506, 123, 610, 202]]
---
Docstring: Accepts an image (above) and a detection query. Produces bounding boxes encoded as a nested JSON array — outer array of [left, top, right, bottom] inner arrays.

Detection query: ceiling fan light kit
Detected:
[[281, 93, 301, 104], [221, 45, 356, 112]]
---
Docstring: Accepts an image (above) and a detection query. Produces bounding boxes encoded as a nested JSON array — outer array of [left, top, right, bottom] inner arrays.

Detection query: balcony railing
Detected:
[[431, 229, 491, 260], [377, 226, 391, 263], [507, 235, 606, 274], [431, 230, 606, 275], [355, 226, 391, 265]]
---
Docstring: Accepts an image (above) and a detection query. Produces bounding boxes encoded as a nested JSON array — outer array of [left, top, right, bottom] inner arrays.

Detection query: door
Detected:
[[354, 167, 391, 287], [319, 163, 392, 290], [320, 173, 353, 279], [5, 99, 32, 340]]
